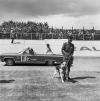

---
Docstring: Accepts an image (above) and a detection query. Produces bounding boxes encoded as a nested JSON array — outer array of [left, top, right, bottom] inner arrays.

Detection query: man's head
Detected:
[[68, 36, 73, 43], [46, 44, 50, 47]]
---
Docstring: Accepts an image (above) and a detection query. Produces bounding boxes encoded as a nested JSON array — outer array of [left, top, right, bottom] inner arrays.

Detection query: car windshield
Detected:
[[18, 50, 24, 54]]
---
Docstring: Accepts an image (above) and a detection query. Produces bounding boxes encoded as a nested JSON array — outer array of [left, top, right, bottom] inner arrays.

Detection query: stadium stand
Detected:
[[0, 20, 100, 40]]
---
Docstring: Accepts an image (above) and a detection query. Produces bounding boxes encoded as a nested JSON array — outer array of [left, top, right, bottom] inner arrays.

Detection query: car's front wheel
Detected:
[[5, 59, 15, 66]]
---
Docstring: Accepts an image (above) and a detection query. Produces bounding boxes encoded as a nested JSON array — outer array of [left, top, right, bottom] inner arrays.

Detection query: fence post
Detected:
[[92, 32, 95, 40], [72, 26, 73, 34], [31, 33, 32, 40], [83, 26, 85, 40], [51, 33, 53, 39], [93, 26, 95, 40], [39, 33, 42, 40]]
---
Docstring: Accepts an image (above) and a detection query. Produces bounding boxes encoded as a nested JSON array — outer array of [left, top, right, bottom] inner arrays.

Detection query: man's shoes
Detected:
[[68, 77, 71, 81]]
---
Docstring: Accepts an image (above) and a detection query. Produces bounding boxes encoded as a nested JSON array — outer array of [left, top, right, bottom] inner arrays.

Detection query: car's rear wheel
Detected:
[[5, 59, 15, 66]]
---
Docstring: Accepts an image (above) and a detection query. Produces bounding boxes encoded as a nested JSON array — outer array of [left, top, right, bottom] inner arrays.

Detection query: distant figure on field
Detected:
[[46, 44, 53, 54], [11, 28, 15, 44]]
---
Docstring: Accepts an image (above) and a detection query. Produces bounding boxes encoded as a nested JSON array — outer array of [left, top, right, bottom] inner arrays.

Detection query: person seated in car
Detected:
[[29, 48, 34, 55], [23, 47, 34, 55]]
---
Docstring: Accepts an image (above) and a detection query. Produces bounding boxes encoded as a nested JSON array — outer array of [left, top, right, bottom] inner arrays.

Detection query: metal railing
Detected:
[[0, 33, 100, 40]]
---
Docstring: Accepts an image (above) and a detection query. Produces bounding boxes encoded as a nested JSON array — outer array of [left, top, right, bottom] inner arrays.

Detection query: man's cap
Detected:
[[68, 35, 73, 40]]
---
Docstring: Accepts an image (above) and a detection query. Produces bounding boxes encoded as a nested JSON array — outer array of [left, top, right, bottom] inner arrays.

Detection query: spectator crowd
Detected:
[[0, 20, 100, 40]]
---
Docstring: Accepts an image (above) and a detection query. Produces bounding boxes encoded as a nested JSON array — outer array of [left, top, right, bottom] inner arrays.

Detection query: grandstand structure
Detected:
[[0, 20, 100, 40]]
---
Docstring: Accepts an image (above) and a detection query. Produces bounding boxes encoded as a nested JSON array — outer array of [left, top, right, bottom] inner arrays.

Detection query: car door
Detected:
[[26, 54, 45, 64]]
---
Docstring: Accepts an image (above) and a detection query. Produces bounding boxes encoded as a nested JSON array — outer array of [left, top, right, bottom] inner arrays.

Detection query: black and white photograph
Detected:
[[0, 0, 100, 101]]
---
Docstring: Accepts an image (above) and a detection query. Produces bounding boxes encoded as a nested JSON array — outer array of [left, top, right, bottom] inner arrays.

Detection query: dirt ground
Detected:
[[0, 64, 100, 101]]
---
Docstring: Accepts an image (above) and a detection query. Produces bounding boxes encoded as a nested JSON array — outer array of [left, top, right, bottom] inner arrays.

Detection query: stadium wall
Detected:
[[0, 39, 100, 57]]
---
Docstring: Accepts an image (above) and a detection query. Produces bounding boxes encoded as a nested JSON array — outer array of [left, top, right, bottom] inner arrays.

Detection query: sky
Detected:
[[0, 0, 100, 29]]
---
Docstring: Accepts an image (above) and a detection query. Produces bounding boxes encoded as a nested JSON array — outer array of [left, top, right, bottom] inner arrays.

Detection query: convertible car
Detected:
[[0, 47, 63, 66]]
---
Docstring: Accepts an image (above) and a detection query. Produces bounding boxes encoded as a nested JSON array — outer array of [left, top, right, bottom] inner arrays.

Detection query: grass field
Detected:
[[0, 39, 100, 101], [0, 66, 100, 101]]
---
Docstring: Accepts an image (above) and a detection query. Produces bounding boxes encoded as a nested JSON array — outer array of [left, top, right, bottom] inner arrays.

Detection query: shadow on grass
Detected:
[[10, 63, 57, 66], [57, 77, 78, 83], [67, 76, 96, 83], [0, 79, 15, 83], [57, 76, 96, 83], [97, 72, 100, 73], [13, 42, 21, 44], [72, 76, 96, 80], [15, 63, 47, 66], [67, 79, 78, 83], [4, 63, 48, 66]]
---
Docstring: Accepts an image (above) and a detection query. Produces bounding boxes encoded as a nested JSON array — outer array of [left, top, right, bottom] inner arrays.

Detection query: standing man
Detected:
[[11, 28, 15, 44], [61, 35, 74, 81]]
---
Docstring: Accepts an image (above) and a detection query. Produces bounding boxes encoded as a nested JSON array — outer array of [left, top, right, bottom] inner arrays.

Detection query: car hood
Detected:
[[0, 52, 21, 56]]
